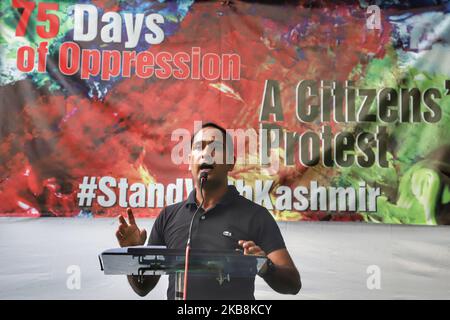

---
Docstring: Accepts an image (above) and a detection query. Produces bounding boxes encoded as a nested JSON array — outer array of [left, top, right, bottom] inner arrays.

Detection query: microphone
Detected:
[[199, 171, 208, 185], [183, 171, 208, 300]]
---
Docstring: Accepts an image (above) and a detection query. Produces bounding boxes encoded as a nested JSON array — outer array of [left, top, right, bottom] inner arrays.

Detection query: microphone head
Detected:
[[199, 171, 208, 184]]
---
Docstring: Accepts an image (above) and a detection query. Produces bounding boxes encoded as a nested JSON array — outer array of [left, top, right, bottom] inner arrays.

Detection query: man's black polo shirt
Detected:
[[148, 185, 286, 300]]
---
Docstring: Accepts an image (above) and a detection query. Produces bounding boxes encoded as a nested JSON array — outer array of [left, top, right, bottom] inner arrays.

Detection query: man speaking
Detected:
[[115, 122, 301, 299]]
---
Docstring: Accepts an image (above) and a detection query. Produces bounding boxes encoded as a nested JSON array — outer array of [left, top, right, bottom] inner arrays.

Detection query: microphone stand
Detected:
[[183, 172, 207, 300]]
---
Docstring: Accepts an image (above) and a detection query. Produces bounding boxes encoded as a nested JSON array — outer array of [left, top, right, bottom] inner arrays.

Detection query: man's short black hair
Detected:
[[191, 122, 234, 158]]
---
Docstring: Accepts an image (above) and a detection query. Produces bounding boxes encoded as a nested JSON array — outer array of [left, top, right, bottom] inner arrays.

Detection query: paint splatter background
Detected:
[[0, 0, 449, 224]]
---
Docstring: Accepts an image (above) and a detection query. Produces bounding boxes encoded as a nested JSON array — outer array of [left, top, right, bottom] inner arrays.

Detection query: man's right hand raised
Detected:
[[116, 208, 158, 297], [116, 208, 147, 247]]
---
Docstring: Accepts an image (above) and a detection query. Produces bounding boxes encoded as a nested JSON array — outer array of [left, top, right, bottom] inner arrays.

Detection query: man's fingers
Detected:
[[118, 223, 127, 234], [140, 229, 147, 243], [238, 240, 265, 255], [127, 207, 136, 225], [115, 230, 124, 240], [119, 215, 128, 226], [246, 245, 258, 254], [243, 241, 256, 249], [248, 246, 263, 253], [238, 240, 255, 248]]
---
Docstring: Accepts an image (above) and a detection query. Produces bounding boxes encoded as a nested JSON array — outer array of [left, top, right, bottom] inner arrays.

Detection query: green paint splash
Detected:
[[337, 46, 450, 224]]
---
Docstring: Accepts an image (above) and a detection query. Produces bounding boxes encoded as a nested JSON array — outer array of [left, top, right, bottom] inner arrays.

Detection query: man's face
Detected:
[[189, 127, 233, 187]]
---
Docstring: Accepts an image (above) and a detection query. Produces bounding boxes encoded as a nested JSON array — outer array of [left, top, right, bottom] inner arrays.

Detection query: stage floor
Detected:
[[0, 218, 449, 299]]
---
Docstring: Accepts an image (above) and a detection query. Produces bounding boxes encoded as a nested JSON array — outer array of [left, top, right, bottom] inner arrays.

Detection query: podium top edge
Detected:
[[100, 246, 266, 259]]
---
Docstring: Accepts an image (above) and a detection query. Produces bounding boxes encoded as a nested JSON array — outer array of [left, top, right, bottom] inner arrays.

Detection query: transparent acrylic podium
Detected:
[[99, 246, 267, 300]]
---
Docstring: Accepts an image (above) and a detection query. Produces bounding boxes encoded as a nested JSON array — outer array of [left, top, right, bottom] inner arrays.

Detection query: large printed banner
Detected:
[[0, 0, 449, 224]]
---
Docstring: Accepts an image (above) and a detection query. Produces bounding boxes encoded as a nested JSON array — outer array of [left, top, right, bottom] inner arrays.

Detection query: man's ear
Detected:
[[188, 153, 192, 171]]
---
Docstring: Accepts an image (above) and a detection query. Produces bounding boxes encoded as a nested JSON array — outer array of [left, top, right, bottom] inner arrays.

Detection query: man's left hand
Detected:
[[238, 240, 266, 256]]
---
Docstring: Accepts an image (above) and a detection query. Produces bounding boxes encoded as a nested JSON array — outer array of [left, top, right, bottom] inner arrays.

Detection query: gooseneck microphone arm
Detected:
[[183, 171, 208, 300], [186, 174, 206, 247]]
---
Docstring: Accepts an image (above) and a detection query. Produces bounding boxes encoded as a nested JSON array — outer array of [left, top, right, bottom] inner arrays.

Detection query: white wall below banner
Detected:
[[0, 218, 449, 299]]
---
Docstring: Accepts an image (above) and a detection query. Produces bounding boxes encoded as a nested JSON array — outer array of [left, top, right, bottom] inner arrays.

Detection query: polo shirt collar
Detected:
[[186, 185, 239, 208]]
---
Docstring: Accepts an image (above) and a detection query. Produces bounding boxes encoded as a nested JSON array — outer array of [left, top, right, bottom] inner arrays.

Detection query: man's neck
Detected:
[[195, 182, 228, 211]]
